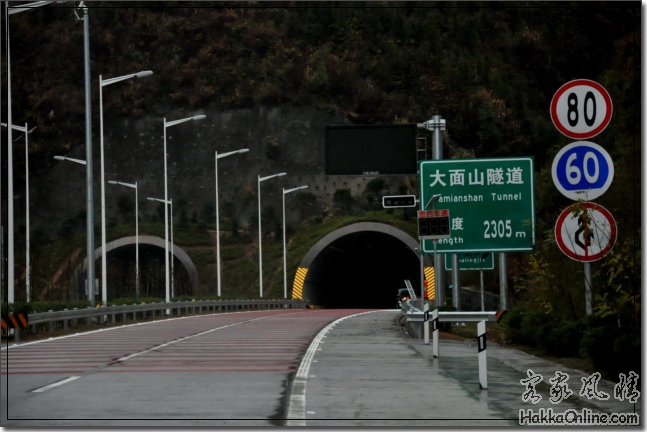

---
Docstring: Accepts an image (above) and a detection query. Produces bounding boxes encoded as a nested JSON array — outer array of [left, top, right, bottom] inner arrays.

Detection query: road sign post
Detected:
[[551, 79, 615, 316], [419, 157, 535, 254]]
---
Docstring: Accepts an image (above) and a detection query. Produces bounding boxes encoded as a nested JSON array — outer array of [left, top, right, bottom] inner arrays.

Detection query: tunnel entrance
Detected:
[[71, 235, 199, 301], [295, 222, 430, 309]]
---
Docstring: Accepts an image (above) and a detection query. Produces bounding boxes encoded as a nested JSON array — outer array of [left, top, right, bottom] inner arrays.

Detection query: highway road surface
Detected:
[[1, 308, 365, 427], [2, 308, 640, 428]]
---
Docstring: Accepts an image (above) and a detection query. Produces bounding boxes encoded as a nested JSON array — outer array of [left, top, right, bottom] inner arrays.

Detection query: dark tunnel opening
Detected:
[[105, 244, 192, 299], [306, 231, 421, 309]]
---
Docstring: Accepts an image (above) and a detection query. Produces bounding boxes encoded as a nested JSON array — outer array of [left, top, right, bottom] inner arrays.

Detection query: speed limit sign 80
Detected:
[[550, 79, 613, 140]]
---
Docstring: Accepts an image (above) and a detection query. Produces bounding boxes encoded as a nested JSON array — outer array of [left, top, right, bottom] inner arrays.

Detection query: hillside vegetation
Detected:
[[2, 2, 641, 376]]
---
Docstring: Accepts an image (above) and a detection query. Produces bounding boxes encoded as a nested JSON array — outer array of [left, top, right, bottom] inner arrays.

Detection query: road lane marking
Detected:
[[31, 376, 81, 393], [286, 310, 376, 426], [110, 315, 276, 365]]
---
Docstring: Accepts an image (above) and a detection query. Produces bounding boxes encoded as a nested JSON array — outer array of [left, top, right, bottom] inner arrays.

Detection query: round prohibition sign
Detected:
[[555, 202, 617, 262], [550, 79, 613, 139]]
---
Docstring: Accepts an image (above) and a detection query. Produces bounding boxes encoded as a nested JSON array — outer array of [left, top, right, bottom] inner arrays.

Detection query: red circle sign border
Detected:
[[555, 202, 617, 262], [550, 79, 613, 140]]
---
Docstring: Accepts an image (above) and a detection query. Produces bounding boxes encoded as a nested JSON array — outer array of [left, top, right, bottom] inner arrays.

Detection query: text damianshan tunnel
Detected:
[[291, 222, 433, 309]]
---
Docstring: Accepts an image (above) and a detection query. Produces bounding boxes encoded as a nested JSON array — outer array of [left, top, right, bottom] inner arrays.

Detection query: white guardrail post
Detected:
[[477, 320, 487, 390], [432, 308, 439, 358], [402, 300, 496, 390], [423, 302, 430, 345]]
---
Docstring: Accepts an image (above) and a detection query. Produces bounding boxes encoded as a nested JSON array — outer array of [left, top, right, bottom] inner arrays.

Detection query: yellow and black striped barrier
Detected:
[[291, 267, 308, 300], [1, 313, 29, 330], [495, 309, 507, 323], [424, 266, 435, 301]]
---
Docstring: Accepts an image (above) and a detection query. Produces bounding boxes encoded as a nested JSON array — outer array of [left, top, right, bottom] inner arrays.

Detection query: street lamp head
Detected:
[[164, 113, 206, 128], [8, 0, 58, 15], [284, 185, 309, 195], [54, 155, 86, 165], [238, 148, 250, 154], [135, 70, 154, 79], [109, 180, 137, 189], [425, 194, 442, 209]]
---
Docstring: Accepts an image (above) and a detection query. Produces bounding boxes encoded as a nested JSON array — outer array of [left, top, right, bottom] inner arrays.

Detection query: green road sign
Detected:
[[420, 157, 535, 253], [445, 253, 495, 271]]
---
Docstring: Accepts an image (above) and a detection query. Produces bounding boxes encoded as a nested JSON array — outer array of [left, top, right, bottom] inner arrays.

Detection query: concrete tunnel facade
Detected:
[[291, 222, 433, 309], [72, 235, 199, 298]]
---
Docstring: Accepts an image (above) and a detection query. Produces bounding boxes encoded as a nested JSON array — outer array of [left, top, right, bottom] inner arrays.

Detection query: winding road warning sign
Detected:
[[555, 202, 617, 262]]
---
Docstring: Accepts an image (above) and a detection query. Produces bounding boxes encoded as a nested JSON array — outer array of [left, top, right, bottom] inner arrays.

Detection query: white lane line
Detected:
[[112, 314, 276, 364], [286, 311, 376, 427], [31, 376, 81, 393]]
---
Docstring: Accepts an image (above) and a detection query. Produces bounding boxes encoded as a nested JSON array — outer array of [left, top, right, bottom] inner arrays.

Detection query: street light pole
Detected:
[[108, 180, 139, 298], [214, 148, 249, 297], [99, 69, 153, 306], [162, 114, 205, 308], [5, 0, 57, 306], [72, 0, 96, 307], [147, 197, 172, 303], [2, 122, 35, 302], [54, 155, 93, 300], [257, 172, 287, 298], [282, 185, 308, 299]]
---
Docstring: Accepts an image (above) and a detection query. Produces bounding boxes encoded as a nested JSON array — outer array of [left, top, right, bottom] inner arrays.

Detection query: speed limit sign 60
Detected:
[[552, 141, 614, 201], [550, 79, 613, 139]]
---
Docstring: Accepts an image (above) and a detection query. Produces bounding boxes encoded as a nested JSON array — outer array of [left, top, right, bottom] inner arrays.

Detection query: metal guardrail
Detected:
[[400, 300, 499, 390], [400, 300, 498, 323], [26, 299, 310, 335]]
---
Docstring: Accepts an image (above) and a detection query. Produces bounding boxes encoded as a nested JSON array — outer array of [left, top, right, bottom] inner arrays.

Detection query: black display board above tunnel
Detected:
[[325, 124, 418, 175]]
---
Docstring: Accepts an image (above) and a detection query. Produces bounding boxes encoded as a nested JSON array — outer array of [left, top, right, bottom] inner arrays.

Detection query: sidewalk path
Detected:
[[290, 310, 641, 428]]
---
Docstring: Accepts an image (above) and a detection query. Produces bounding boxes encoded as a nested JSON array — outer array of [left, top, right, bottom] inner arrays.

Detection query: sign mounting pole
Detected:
[[550, 79, 614, 316], [418, 115, 446, 306]]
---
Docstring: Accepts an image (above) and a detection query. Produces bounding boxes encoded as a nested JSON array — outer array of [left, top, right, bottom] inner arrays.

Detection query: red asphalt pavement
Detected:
[[1, 308, 368, 427]]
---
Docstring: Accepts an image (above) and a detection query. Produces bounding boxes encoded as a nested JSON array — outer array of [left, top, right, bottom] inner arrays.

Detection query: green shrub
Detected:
[[581, 323, 641, 377], [501, 306, 525, 343], [541, 319, 583, 357]]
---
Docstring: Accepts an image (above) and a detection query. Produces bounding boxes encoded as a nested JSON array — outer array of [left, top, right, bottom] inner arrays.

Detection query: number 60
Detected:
[[566, 151, 599, 185]]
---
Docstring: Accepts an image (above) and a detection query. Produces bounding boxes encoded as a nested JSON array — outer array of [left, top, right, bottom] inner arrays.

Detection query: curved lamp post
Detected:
[[108, 180, 139, 298], [147, 197, 173, 305], [282, 185, 308, 299], [161, 114, 205, 309], [54, 155, 94, 300], [99, 69, 153, 306], [214, 148, 249, 297], [2, 122, 35, 302], [257, 172, 286, 298], [5, 0, 58, 306]]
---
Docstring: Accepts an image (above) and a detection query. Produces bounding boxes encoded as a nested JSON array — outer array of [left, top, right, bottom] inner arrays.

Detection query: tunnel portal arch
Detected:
[[72, 235, 199, 299], [291, 222, 432, 308]]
